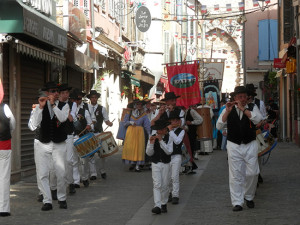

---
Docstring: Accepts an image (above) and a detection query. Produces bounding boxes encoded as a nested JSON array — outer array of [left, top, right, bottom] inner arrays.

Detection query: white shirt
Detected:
[[185, 108, 203, 125], [216, 104, 263, 131], [70, 101, 93, 126], [29, 100, 69, 130], [2, 104, 15, 133], [88, 103, 109, 122], [146, 134, 173, 157]]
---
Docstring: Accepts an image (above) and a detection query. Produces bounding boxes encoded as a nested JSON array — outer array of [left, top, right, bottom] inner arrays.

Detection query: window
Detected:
[[258, 19, 278, 61], [109, 0, 115, 18]]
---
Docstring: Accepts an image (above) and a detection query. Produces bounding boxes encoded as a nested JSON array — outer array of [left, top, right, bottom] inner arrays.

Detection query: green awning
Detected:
[[0, 0, 67, 51], [130, 77, 140, 87]]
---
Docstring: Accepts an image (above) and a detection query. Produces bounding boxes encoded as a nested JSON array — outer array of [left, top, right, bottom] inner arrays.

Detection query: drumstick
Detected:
[[78, 127, 88, 136], [103, 119, 115, 132]]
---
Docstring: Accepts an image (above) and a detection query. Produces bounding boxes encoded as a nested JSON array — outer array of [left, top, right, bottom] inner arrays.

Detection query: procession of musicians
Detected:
[[0, 82, 279, 216]]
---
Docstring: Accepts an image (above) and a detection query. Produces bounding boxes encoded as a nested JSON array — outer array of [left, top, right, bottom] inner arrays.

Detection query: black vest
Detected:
[[0, 103, 11, 141], [37, 101, 67, 143], [61, 101, 74, 135], [160, 107, 182, 121], [254, 98, 260, 109], [150, 134, 171, 164], [92, 105, 104, 133], [227, 103, 256, 145], [186, 109, 197, 135], [172, 127, 184, 155], [74, 103, 89, 135]]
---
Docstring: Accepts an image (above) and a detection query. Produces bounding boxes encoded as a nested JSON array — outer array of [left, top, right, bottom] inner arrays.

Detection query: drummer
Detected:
[[70, 88, 93, 188], [87, 90, 113, 180]]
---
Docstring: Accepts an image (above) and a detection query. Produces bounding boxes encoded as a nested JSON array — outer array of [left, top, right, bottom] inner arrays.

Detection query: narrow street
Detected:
[[3, 142, 300, 225]]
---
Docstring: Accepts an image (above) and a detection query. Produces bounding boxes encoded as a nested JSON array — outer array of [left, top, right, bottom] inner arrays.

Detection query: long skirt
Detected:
[[122, 126, 145, 165]]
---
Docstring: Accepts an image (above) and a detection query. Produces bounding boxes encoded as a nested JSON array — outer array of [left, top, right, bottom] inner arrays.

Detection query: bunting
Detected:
[[197, 33, 201, 38], [238, 2, 244, 11], [253, 0, 259, 7], [201, 5, 207, 14], [226, 4, 232, 11], [214, 4, 219, 11]]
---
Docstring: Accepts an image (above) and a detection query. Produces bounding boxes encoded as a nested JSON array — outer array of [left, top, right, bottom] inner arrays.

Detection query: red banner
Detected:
[[166, 62, 201, 108]]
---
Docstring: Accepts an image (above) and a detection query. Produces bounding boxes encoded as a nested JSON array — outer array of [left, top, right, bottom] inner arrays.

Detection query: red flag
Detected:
[[226, 4, 232, 11], [0, 78, 4, 103], [166, 62, 201, 108]]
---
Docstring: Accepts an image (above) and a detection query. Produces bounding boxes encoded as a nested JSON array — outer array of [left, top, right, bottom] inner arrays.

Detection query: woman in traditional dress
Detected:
[[122, 99, 151, 172]]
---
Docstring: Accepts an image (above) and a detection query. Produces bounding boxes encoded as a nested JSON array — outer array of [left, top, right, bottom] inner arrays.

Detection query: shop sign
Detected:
[[135, 6, 151, 32], [273, 58, 286, 68]]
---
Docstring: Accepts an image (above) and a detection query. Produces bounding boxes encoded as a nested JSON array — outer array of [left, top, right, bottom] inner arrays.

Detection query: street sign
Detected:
[[135, 6, 151, 32]]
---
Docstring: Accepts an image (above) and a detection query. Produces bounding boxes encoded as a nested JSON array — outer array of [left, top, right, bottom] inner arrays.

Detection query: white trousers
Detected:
[[0, 150, 11, 213], [227, 140, 260, 206], [65, 135, 81, 185], [35, 140, 67, 204], [152, 162, 170, 208], [34, 140, 43, 195], [170, 154, 182, 198]]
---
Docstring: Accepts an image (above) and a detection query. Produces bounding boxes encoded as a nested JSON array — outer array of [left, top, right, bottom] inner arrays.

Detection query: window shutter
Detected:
[[258, 20, 269, 61], [269, 19, 278, 60]]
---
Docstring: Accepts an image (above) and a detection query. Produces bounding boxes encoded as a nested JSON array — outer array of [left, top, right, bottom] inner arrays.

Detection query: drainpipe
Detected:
[[90, 0, 98, 88], [242, 0, 246, 85], [295, 5, 300, 144]]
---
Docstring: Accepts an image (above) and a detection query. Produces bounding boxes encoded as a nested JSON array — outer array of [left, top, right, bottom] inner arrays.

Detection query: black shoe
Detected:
[[129, 165, 135, 171], [0, 212, 11, 217], [161, 204, 167, 213], [101, 173, 107, 179], [51, 189, 57, 200], [245, 199, 255, 208], [151, 207, 161, 214], [187, 170, 196, 175], [69, 184, 76, 194], [90, 176, 97, 180], [58, 200, 67, 209], [232, 205, 243, 212], [168, 193, 172, 202], [172, 197, 179, 205], [204, 152, 209, 155], [258, 174, 263, 183], [192, 162, 198, 170], [37, 194, 43, 202], [74, 184, 80, 188], [199, 152, 205, 155], [41, 203, 53, 211], [83, 180, 89, 187], [182, 166, 191, 174], [135, 168, 142, 172]]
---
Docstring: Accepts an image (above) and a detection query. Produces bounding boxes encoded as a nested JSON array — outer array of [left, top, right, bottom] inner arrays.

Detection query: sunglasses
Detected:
[[49, 89, 59, 93]]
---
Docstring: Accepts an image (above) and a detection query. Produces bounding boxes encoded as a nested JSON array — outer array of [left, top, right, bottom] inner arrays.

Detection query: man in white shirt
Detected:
[[217, 86, 263, 212], [86, 90, 113, 180]]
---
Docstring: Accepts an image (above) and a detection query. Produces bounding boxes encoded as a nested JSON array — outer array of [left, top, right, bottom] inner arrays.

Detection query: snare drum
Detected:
[[96, 132, 119, 158], [257, 130, 277, 157], [74, 133, 102, 158]]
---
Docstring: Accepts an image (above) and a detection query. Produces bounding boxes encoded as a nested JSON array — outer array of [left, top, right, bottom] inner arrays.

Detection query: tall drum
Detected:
[[196, 107, 213, 140]]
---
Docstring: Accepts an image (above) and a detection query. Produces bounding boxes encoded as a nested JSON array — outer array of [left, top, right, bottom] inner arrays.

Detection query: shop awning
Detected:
[[95, 34, 125, 55], [0, 0, 67, 51], [13, 39, 66, 66], [133, 68, 155, 85], [130, 76, 140, 87]]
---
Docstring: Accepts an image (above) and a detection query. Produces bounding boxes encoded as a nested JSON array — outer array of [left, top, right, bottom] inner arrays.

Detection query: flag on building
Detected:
[[213, 31, 217, 36], [226, 4, 232, 11], [265, 0, 271, 3], [253, 0, 259, 7], [189, 4, 195, 9], [221, 30, 225, 35], [205, 32, 209, 38], [165, 1, 171, 4], [238, 2, 244, 11], [190, 33, 194, 38], [182, 33, 187, 38], [175, 32, 178, 38], [154, 1, 159, 6], [197, 33, 201, 38], [201, 5, 207, 14], [214, 4, 219, 11]]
